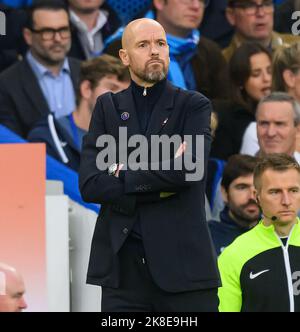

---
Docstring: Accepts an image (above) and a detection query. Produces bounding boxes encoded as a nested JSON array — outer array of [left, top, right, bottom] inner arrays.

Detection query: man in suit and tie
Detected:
[[0, 0, 80, 138], [79, 18, 220, 312]]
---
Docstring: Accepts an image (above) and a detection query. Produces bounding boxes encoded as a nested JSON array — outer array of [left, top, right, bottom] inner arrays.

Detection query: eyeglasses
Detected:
[[181, 0, 210, 8], [231, 0, 274, 16], [31, 27, 71, 41]]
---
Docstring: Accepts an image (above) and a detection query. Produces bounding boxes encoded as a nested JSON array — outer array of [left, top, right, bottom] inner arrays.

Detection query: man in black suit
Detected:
[[0, 0, 80, 138], [79, 18, 220, 312]]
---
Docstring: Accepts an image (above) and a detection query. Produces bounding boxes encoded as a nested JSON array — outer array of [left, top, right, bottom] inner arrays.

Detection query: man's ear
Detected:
[[255, 191, 260, 206], [221, 186, 229, 204], [283, 69, 296, 90], [80, 80, 92, 100], [153, 0, 165, 11], [119, 49, 129, 67], [23, 27, 33, 47], [225, 8, 236, 27]]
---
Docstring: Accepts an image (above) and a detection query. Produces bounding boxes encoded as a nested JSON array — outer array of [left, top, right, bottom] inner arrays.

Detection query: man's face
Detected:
[[222, 174, 260, 225], [257, 101, 299, 156], [0, 273, 27, 312], [226, 0, 274, 42], [257, 168, 300, 224], [24, 9, 71, 65], [68, 0, 104, 14], [154, 0, 205, 36], [120, 21, 170, 85], [89, 75, 130, 110]]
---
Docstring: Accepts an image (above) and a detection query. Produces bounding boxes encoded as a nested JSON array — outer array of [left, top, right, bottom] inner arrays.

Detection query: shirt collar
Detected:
[[69, 9, 108, 36], [26, 51, 70, 79]]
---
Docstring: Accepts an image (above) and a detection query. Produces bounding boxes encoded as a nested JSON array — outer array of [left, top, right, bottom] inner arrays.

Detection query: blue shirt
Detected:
[[26, 52, 76, 119]]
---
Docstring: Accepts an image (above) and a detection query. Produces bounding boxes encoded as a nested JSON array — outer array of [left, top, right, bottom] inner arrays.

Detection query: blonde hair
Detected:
[[272, 42, 300, 92]]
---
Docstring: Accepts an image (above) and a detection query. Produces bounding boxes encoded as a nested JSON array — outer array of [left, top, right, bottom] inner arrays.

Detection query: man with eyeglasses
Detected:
[[223, 0, 300, 62], [0, 0, 80, 138]]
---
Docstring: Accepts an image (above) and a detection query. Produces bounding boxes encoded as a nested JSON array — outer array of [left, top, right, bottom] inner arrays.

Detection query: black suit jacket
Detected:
[[79, 81, 220, 292], [0, 57, 80, 138]]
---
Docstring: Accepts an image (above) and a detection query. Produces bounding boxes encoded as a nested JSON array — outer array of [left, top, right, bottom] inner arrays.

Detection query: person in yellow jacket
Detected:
[[218, 154, 300, 312], [223, 0, 300, 62]]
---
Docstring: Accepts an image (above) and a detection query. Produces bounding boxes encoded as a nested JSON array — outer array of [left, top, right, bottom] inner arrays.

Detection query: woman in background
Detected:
[[241, 42, 300, 155], [211, 42, 272, 161]]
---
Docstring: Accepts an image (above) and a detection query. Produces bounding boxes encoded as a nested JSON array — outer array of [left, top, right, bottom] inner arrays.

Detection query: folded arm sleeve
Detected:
[[123, 94, 212, 194]]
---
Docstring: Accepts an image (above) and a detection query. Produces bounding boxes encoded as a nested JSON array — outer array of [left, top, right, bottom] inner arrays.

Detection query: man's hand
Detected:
[[175, 141, 187, 158], [114, 164, 124, 178]]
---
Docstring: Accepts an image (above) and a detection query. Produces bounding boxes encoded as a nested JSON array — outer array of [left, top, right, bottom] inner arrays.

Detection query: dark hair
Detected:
[[76, 54, 130, 104], [25, 0, 68, 30], [221, 154, 260, 192], [229, 42, 272, 112], [254, 153, 300, 192]]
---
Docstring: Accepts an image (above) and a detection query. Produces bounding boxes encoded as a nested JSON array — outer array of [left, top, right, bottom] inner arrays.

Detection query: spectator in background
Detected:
[[0, 0, 80, 138], [67, 0, 121, 60], [223, 0, 300, 62], [27, 54, 130, 170], [0, 263, 27, 312], [211, 42, 272, 161], [241, 43, 300, 155], [0, 4, 28, 72], [200, 0, 234, 48], [105, 0, 229, 101], [241, 92, 300, 163], [209, 154, 260, 256]]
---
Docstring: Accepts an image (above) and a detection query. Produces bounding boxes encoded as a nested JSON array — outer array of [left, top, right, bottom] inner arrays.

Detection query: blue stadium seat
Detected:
[[107, 0, 151, 24]]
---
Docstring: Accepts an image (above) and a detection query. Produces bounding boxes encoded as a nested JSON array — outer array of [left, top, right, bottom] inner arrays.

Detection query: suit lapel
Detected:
[[145, 81, 176, 140], [117, 86, 142, 137], [21, 59, 50, 116]]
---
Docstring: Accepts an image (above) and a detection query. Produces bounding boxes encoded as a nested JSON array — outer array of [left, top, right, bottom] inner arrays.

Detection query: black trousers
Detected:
[[101, 235, 219, 312]]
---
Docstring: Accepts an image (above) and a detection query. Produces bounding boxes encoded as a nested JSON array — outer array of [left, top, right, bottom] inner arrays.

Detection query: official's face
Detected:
[[119, 21, 170, 86], [257, 168, 300, 224]]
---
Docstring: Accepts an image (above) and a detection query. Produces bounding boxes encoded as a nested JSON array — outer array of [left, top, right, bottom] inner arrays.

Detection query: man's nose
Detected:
[[281, 191, 291, 207], [266, 124, 276, 137], [53, 31, 63, 42], [150, 43, 159, 56], [249, 188, 256, 201], [19, 296, 28, 310]]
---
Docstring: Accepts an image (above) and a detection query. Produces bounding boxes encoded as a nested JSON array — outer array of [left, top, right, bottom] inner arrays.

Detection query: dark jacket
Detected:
[[27, 115, 81, 171], [208, 207, 251, 256], [68, 3, 121, 60], [79, 81, 220, 292], [0, 57, 80, 138], [0, 5, 27, 72], [105, 36, 230, 102], [210, 101, 256, 161]]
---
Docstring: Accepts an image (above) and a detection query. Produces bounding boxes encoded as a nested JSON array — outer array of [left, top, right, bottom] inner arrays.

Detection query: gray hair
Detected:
[[256, 92, 300, 126]]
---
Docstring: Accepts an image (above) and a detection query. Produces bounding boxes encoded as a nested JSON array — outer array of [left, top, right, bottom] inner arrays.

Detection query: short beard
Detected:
[[134, 66, 167, 84]]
